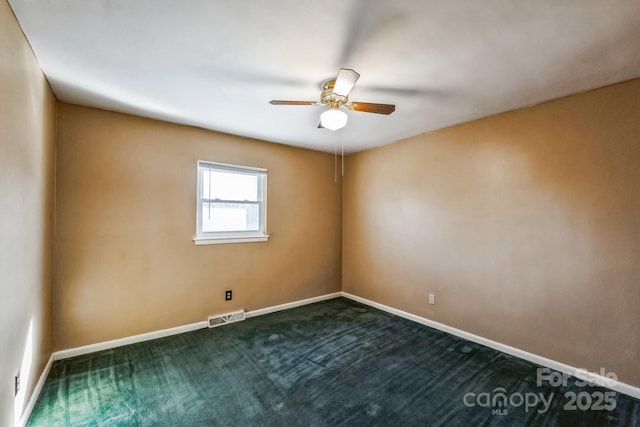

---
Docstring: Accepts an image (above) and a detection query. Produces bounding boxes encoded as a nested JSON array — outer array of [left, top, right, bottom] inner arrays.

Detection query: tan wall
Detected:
[[54, 104, 342, 350], [343, 79, 640, 387], [0, 1, 57, 424]]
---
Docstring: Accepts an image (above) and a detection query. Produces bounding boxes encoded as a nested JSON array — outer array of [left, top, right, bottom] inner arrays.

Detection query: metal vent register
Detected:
[[207, 310, 245, 328]]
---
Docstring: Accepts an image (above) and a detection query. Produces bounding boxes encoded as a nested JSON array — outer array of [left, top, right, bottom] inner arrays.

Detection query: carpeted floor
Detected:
[[28, 298, 640, 426]]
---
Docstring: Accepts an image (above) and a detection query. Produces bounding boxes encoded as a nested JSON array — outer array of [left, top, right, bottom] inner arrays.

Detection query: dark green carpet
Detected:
[[28, 298, 640, 426]]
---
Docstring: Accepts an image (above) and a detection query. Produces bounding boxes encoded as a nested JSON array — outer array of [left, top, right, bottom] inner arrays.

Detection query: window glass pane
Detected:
[[202, 202, 260, 232], [201, 169, 258, 201], [197, 162, 266, 240]]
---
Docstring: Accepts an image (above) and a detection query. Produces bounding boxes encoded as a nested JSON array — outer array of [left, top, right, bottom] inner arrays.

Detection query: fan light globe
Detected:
[[320, 107, 348, 130]]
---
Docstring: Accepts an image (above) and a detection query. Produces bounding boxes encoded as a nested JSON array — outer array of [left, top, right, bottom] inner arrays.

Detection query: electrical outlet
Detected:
[[428, 293, 436, 305], [15, 370, 20, 396], [225, 290, 232, 301]]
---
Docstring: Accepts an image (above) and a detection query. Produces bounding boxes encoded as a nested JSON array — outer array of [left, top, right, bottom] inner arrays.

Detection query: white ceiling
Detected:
[[9, 0, 640, 153]]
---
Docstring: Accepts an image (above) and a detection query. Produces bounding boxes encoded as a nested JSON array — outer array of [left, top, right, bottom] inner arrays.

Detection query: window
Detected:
[[194, 161, 268, 245]]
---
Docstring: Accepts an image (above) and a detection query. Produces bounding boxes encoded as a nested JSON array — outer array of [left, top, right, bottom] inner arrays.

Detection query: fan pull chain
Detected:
[[334, 136, 337, 183], [341, 130, 344, 177]]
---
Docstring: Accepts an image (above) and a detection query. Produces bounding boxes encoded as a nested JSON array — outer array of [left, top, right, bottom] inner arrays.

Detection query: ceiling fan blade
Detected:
[[348, 102, 395, 115], [332, 69, 360, 97], [269, 100, 319, 106]]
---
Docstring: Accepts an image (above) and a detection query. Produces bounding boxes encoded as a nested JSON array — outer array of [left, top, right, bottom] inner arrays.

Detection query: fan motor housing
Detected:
[[321, 79, 348, 106]]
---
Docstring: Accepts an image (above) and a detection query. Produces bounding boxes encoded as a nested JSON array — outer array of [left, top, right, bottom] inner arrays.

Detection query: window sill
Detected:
[[193, 234, 269, 245]]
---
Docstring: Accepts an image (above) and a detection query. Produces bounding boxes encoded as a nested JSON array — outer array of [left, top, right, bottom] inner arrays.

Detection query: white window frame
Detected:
[[194, 160, 268, 245]]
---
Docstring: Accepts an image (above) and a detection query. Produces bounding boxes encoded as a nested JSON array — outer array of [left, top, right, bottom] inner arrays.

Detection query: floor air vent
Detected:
[[208, 310, 245, 328]]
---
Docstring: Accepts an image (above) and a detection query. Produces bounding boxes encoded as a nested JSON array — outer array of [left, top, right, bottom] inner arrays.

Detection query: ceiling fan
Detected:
[[269, 68, 395, 130]]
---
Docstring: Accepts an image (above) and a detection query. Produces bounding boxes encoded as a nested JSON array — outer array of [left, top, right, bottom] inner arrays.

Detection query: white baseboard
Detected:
[[245, 292, 342, 318], [341, 292, 640, 400], [53, 321, 209, 361], [53, 291, 343, 361], [18, 353, 54, 427]]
